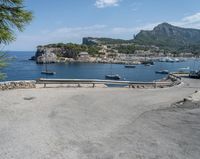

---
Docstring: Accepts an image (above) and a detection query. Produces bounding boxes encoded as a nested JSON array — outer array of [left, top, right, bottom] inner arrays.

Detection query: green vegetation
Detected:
[[115, 44, 136, 54], [94, 38, 133, 45], [83, 37, 134, 45], [0, 0, 33, 79], [42, 43, 101, 57]]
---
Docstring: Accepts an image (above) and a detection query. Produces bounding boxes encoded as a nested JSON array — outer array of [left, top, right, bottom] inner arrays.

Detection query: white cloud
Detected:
[[172, 12, 200, 29], [111, 22, 161, 35], [95, 0, 121, 8], [182, 12, 200, 24]]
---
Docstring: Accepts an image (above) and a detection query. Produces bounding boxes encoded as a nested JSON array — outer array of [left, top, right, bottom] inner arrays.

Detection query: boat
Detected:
[[41, 71, 56, 75], [179, 67, 190, 70], [155, 70, 169, 74], [141, 61, 154, 65], [174, 58, 180, 62], [159, 57, 177, 63], [124, 65, 136, 68], [189, 71, 200, 79], [105, 74, 121, 80], [105, 57, 121, 80], [179, 67, 190, 72], [41, 52, 56, 75], [145, 63, 152, 66]]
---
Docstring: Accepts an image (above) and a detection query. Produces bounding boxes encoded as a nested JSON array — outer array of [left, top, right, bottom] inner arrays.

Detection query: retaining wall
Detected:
[[0, 81, 36, 91]]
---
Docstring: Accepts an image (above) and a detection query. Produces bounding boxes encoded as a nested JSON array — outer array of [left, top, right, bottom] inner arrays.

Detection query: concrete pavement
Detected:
[[0, 78, 200, 159]]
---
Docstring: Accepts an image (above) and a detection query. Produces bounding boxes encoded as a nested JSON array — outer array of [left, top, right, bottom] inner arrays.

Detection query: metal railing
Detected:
[[36, 78, 173, 88], [169, 73, 182, 80]]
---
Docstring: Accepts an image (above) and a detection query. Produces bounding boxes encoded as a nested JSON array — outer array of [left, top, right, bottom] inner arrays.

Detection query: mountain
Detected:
[[134, 23, 200, 53], [83, 23, 200, 54]]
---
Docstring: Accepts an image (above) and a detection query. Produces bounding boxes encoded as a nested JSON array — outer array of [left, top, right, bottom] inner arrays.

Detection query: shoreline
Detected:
[[31, 54, 192, 65]]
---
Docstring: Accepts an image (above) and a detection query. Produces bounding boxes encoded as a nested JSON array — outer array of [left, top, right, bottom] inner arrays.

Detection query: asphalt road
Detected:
[[0, 78, 200, 159]]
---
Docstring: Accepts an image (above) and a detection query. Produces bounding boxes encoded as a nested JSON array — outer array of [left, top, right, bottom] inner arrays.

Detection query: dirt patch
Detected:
[[23, 97, 36, 101]]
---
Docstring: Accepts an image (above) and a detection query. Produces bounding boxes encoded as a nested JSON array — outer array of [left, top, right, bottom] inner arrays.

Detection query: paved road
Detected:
[[0, 78, 200, 159]]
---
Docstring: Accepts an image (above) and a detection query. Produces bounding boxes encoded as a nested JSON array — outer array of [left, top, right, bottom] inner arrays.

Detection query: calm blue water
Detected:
[[1, 51, 200, 82]]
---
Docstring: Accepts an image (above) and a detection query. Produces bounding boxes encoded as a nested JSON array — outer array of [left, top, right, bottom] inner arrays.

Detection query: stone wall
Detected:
[[0, 81, 36, 91]]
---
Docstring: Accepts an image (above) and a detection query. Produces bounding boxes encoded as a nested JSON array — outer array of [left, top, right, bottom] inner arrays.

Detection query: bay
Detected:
[[1, 51, 199, 82]]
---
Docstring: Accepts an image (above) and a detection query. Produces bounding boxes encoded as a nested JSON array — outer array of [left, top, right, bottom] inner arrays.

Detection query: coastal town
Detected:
[[32, 37, 194, 65]]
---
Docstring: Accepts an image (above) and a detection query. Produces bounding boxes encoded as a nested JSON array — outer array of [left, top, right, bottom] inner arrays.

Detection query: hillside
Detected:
[[134, 23, 200, 53], [82, 37, 133, 45], [83, 23, 200, 54]]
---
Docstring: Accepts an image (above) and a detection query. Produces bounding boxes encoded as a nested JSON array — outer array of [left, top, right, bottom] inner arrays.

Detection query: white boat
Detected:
[[159, 57, 179, 63], [179, 67, 190, 70]]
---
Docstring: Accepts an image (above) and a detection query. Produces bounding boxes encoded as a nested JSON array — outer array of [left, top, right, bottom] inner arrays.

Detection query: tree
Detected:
[[0, 0, 33, 78]]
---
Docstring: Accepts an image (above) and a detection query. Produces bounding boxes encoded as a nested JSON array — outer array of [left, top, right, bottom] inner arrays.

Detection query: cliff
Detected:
[[34, 43, 100, 64]]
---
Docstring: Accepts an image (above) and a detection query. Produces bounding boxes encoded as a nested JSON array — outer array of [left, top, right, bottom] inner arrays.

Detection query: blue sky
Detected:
[[5, 0, 200, 51]]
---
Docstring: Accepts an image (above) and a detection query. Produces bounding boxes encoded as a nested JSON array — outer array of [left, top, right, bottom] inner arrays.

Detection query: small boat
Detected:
[[105, 74, 121, 80], [179, 67, 190, 70], [189, 71, 200, 79], [41, 52, 56, 75], [174, 58, 180, 62], [144, 64, 152, 67], [141, 61, 154, 65], [41, 71, 56, 75], [124, 65, 136, 68], [155, 70, 169, 74]]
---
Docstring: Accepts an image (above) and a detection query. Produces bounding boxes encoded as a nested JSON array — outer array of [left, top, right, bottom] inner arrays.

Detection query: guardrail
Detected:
[[36, 78, 174, 88], [169, 73, 182, 81]]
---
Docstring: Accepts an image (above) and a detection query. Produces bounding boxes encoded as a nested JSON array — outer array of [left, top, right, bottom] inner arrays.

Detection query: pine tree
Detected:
[[0, 0, 32, 79]]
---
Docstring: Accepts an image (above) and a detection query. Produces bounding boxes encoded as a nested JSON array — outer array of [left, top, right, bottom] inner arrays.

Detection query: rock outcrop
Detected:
[[35, 45, 81, 64], [35, 46, 57, 64]]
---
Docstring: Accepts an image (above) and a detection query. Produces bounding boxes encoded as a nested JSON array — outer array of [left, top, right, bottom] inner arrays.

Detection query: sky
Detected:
[[5, 0, 200, 51]]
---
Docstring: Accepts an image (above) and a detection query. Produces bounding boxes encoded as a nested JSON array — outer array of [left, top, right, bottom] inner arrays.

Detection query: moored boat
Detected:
[[41, 71, 56, 75], [141, 61, 154, 65], [124, 65, 136, 68], [41, 51, 56, 75], [105, 74, 121, 80], [155, 70, 169, 74], [179, 67, 190, 70], [189, 71, 200, 78]]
